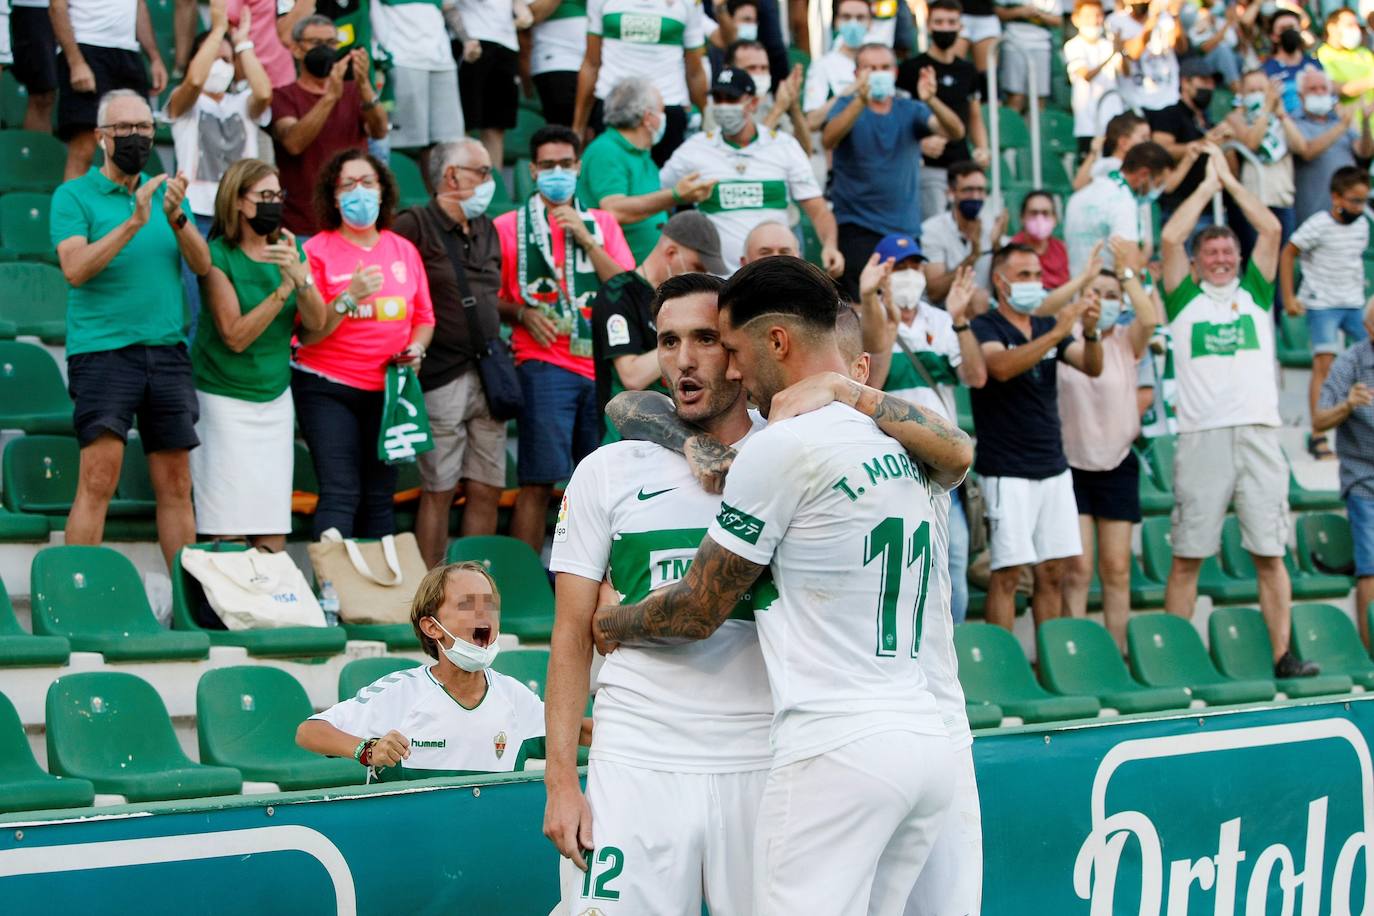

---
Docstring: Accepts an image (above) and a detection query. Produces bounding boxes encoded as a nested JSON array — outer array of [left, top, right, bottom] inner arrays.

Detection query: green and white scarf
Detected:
[[378, 365, 434, 465], [515, 195, 602, 333]]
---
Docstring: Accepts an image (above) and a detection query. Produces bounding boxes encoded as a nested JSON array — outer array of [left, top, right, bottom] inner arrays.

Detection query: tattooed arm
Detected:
[[592, 537, 766, 652], [769, 372, 973, 491], [606, 390, 737, 494]]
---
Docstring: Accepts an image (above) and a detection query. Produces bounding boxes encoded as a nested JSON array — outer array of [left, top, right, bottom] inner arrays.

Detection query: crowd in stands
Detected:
[[4, 0, 1374, 685]]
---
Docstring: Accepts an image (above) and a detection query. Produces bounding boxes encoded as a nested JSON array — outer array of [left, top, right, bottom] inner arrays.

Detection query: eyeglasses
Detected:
[[337, 176, 381, 192], [535, 158, 577, 171], [299, 37, 339, 49], [98, 121, 155, 138], [243, 189, 287, 203], [453, 164, 494, 181]]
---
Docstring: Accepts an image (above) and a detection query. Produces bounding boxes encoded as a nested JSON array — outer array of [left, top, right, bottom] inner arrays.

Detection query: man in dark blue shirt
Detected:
[[970, 243, 1103, 630], [821, 42, 965, 300]]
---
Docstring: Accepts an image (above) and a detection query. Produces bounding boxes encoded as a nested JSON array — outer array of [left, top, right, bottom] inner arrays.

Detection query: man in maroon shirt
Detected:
[[270, 15, 389, 235]]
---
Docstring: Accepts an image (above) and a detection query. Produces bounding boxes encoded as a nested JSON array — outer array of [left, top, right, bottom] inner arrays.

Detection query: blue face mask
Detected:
[[339, 186, 381, 229], [838, 20, 868, 47], [1007, 281, 1047, 314], [1096, 297, 1123, 331], [868, 70, 896, 100], [537, 167, 578, 204], [460, 179, 496, 218]]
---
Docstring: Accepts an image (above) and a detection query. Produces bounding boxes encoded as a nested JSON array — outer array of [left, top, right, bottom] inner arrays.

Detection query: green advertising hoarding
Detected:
[[0, 697, 1370, 914]]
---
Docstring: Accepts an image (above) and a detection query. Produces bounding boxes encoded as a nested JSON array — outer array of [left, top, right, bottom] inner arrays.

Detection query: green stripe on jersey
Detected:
[[602, 12, 686, 44], [884, 349, 957, 392], [378, 0, 442, 6], [609, 528, 771, 620], [547, 0, 588, 19], [696, 179, 789, 214]]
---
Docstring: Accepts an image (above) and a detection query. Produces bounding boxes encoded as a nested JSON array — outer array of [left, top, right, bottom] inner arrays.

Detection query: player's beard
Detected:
[[674, 374, 744, 426], [749, 358, 788, 419]]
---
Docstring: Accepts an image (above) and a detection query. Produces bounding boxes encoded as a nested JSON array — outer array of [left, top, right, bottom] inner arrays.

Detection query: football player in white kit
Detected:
[[592, 257, 974, 916]]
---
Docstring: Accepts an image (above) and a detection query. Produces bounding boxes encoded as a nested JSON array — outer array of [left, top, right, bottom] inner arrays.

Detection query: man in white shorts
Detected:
[[969, 243, 1102, 631], [592, 256, 974, 915]]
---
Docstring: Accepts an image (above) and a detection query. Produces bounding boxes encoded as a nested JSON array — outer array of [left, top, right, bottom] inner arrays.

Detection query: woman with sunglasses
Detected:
[[191, 157, 327, 551]]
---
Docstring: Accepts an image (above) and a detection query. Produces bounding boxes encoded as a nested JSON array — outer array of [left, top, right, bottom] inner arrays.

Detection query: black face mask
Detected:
[[1335, 206, 1363, 224], [1191, 87, 1215, 111], [930, 29, 959, 50], [246, 201, 284, 237], [1278, 28, 1303, 53], [303, 45, 334, 79], [108, 134, 152, 176]]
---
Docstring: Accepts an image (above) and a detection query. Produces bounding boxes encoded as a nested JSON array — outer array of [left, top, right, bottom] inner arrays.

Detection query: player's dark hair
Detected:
[[947, 160, 984, 188], [530, 124, 583, 161], [718, 256, 840, 331], [726, 0, 759, 15], [1194, 225, 1241, 251], [651, 272, 726, 319], [1103, 111, 1147, 157], [1122, 140, 1174, 175], [1020, 190, 1056, 217], [1332, 165, 1370, 196], [726, 39, 768, 66], [991, 242, 1039, 278], [929, 0, 964, 14]]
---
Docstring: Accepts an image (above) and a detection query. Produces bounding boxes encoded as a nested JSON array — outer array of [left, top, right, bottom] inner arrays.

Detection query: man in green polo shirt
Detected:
[[578, 77, 716, 264], [49, 89, 210, 573]]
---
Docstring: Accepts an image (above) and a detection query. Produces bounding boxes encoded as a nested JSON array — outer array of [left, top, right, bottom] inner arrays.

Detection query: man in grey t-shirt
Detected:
[[1292, 69, 1374, 225]]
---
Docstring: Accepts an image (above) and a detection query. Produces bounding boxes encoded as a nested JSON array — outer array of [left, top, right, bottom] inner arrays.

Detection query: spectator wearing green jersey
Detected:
[[579, 78, 716, 264]]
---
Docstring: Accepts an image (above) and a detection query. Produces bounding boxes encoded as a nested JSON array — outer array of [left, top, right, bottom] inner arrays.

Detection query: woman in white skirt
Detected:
[[190, 158, 328, 550]]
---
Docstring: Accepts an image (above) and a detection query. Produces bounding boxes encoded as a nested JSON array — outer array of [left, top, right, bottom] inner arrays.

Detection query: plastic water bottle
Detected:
[[320, 580, 340, 628]]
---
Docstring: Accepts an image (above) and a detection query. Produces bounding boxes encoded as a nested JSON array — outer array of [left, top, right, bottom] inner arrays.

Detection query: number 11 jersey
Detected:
[[707, 403, 946, 768]]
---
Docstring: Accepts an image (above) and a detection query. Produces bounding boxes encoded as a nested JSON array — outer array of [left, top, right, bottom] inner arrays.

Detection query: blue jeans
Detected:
[[1347, 492, 1374, 577], [292, 369, 398, 539], [516, 359, 601, 484], [948, 488, 970, 624], [1307, 307, 1368, 356]]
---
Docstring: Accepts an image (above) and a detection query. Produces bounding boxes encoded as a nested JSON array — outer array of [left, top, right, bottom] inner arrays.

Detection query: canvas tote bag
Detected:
[[306, 528, 428, 624], [180, 547, 326, 630]]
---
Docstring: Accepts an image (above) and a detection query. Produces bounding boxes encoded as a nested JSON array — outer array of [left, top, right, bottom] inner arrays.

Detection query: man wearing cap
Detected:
[[590, 211, 727, 441], [661, 66, 843, 276], [859, 233, 986, 626], [1149, 57, 1235, 234], [822, 43, 965, 300]]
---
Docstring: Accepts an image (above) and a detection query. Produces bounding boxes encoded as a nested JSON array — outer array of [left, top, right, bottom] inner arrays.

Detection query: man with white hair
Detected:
[[393, 138, 508, 566], [1313, 299, 1374, 648], [1292, 67, 1374, 226], [50, 89, 210, 573], [740, 219, 799, 265], [1160, 146, 1318, 679], [578, 78, 716, 263]]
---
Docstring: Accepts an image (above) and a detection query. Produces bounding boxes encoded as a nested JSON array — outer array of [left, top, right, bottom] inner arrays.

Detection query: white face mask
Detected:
[[751, 71, 773, 97], [736, 21, 758, 41], [204, 58, 235, 95], [434, 619, 501, 672], [1199, 277, 1240, 303], [888, 268, 927, 310]]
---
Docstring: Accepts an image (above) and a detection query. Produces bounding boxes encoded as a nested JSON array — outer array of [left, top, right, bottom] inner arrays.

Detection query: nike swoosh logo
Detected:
[[637, 486, 677, 501]]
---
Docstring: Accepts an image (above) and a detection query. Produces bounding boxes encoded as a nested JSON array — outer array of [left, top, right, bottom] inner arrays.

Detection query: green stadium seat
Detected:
[[488, 168, 516, 217], [0, 690, 93, 812], [1138, 516, 1175, 586], [1218, 515, 1352, 600], [31, 546, 211, 661], [1126, 612, 1276, 704], [114, 433, 158, 511], [1207, 87, 1234, 123], [0, 341, 72, 433], [0, 192, 57, 263], [798, 212, 822, 266], [1291, 603, 1374, 688], [1197, 552, 1259, 602], [953, 385, 974, 435], [1146, 434, 1177, 493], [0, 131, 66, 193], [1129, 555, 1166, 608], [47, 671, 241, 802], [787, 46, 811, 70], [1207, 606, 1352, 697], [341, 621, 423, 649], [1036, 618, 1192, 713], [1289, 467, 1343, 512], [3, 435, 156, 520], [965, 702, 1003, 729], [492, 647, 551, 697], [197, 667, 365, 790], [1040, 108, 1077, 158], [447, 535, 554, 642], [338, 656, 422, 702], [0, 70, 30, 129], [1277, 314, 1313, 369], [1296, 512, 1356, 576], [513, 158, 536, 203], [170, 546, 347, 658], [505, 107, 547, 166], [0, 575, 69, 667], [982, 106, 1031, 154], [1136, 443, 1173, 515], [390, 152, 430, 208], [0, 261, 67, 342], [954, 622, 1101, 723], [1013, 147, 1073, 193]]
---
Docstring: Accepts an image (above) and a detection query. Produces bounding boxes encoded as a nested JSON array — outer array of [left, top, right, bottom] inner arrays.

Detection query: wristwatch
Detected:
[[1084, 330, 1102, 342], [335, 291, 357, 315], [172, 212, 188, 230], [952, 323, 970, 333], [300, 271, 315, 289], [1119, 266, 1136, 281]]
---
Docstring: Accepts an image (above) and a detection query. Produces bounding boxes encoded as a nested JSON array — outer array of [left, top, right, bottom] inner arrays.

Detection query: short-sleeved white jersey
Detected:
[[706, 403, 946, 768], [587, 0, 705, 105], [659, 128, 821, 271], [550, 431, 774, 774], [312, 664, 546, 775]]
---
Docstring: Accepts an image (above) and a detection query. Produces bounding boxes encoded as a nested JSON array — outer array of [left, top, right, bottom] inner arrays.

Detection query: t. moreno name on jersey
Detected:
[[831, 452, 926, 502]]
